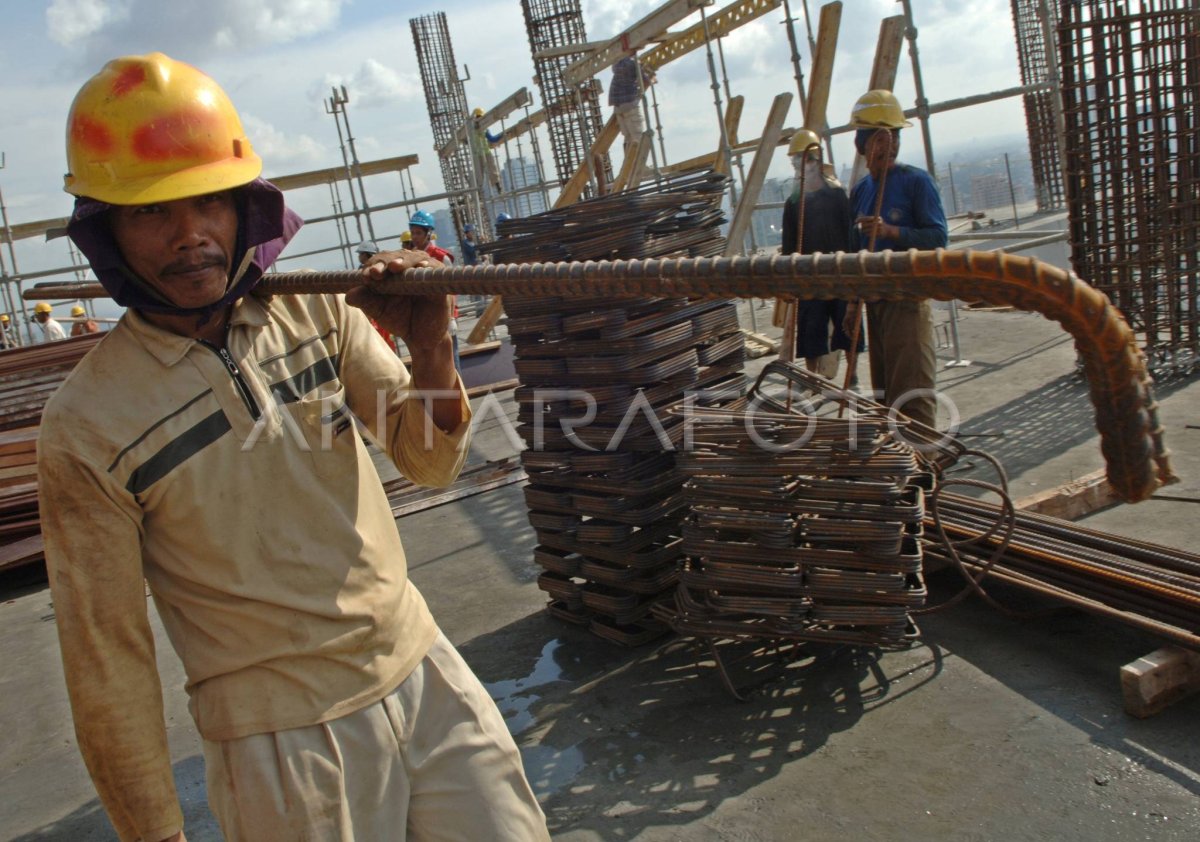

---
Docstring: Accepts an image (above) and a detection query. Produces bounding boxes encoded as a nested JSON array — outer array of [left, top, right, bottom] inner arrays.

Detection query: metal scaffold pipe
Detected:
[[24, 248, 1174, 504]]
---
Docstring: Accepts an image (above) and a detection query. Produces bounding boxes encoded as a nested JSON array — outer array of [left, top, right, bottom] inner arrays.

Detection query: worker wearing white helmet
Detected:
[[845, 89, 948, 431], [33, 301, 66, 344], [38, 52, 546, 842]]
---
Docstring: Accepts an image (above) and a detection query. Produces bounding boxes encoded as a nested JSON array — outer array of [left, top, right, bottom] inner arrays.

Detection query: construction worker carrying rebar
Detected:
[[609, 48, 655, 151], [845, 89, 948, 431], [780, 128, 860, 383], [39, 52, 548, 842]]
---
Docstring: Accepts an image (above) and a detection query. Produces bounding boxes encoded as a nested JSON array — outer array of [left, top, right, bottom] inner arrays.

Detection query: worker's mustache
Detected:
[[162, 253, 227, 275]]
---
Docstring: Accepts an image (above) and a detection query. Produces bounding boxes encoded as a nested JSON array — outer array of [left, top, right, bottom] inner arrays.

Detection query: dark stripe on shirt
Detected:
[[270, 355, 339, 404], [108, 389, 215, 473], [125, 410, 232, 495], [257, 328, 338, 367]]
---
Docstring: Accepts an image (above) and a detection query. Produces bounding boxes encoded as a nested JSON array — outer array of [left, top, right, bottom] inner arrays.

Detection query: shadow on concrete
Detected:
[[917, 573, 1200, 797], [462, 611, 945, 837], [946, 371, 1192, 489], [12, 754, 222, 842]]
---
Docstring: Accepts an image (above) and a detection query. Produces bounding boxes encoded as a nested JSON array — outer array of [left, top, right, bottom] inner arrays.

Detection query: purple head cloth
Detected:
[[66, 178, 303, 321]]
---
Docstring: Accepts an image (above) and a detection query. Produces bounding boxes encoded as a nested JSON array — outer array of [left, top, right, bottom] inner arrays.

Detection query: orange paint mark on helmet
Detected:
[[131, 109, 222, 161], [70, 114, 115, 154], [111, 64, 146, 96]]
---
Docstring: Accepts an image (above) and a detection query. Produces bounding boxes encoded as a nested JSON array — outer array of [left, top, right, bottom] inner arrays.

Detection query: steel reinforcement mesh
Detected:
[[1058, 0, 1200, 366], [410, 13, 475, 232], [520, 0, 612, 193], [1009, 0, 1065, 210]]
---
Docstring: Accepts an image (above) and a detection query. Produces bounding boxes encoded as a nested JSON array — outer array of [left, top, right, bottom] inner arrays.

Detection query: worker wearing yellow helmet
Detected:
[[0, 313, 12, 349], [32, 301, 66, 344], [781, 128, 859, 380], [470, 106, 503, 192], [69, 304, 102, 337], [845, 88, 947, 430], [40, 52, 544, 842]]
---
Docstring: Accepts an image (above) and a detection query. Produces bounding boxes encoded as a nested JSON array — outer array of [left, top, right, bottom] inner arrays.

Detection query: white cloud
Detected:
[[241, 113, 326, 171], [45, 0, 130, 46], [316, 59, 421, 109]]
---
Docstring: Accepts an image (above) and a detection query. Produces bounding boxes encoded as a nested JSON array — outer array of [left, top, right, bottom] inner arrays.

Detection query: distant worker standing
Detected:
[[407, 211, 460, 371], [70, 304, 102, 336], [0, 314, 14, 349], [846, 89, 948, 430], [471, 107, 503, 193], [609, 50, 655, 150], [33, 302, 66, 344], [780, 128, 859, 381], [461, 223, 480, 267]]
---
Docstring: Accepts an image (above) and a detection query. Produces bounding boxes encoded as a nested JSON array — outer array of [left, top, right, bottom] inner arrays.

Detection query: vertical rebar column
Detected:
[[520, 0, 612, 193], [1059, 0, 1199, 367], [1009, 0, 1066, 210], [411, 13, 477, 234]]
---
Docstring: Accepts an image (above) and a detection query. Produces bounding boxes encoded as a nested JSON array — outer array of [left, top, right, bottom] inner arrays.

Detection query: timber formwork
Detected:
[[1058, 0, 1200, 367], [1009, 0, 1065, 210], [410, 13, 475, 234], [520, 0, 612, 193]]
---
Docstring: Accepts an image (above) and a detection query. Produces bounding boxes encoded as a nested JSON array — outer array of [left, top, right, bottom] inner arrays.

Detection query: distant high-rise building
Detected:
[[970, 173, 1010, 214], [500, 157, 548, 218]]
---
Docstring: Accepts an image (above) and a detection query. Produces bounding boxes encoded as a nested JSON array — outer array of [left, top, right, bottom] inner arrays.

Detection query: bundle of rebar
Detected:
[[926, 493, 1200, 649], [654, 371, 929, 652], [477, 172, 728, 264], [496, 175, 745, 644]]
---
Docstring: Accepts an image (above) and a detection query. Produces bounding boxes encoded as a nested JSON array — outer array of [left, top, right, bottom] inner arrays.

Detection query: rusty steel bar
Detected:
[[29, 249, 1174, 502]]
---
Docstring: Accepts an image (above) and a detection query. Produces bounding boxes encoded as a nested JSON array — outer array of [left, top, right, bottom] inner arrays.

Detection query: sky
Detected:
[[0, 0, 1028, 294]]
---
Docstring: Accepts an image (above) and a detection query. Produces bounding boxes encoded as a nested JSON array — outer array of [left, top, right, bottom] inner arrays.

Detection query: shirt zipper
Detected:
[[200, 337, 261, 421]]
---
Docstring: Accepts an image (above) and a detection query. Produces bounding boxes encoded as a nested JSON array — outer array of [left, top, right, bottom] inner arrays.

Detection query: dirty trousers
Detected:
[[202, 632, 550, 841], [614, 101, 645, 146], [865, 299, 938, 431]]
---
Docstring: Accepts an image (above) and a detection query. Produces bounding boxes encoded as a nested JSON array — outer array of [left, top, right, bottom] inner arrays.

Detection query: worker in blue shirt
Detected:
[[460, 223, 480, 266], [846, 89, 948, 431]]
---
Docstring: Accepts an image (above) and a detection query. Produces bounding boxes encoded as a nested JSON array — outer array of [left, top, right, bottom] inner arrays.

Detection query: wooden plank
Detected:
[[1012, 469, 1121, 521], [724, 94, 745, 146], [723, 92, 793, 257], [0, 533, 44, 572], [466, 297, 507, 345], [802, 2, 843, 133], [562, 0, 712, 87], [1121, 646, 1200, 718], [643, 0, 782, 72], [612, 132, 653, 193]]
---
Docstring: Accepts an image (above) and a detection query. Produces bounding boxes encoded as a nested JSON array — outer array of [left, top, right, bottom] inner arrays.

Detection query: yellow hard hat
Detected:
[[64, 52, 262, 205], [849, 89, 912, 130], [71, 305, 87, 317], [0, 314, 9, 323], [34, 302, 53, 314], [788, 128, 823, 157], [400, 230, 413, 244], [473, 107, 485, 118]]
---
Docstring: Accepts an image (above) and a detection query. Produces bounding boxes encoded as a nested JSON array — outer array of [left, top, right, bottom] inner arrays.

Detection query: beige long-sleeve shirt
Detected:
[[38, 292, 471, 842]]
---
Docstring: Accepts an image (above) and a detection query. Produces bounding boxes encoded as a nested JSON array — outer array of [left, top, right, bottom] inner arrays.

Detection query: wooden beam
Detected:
[[613, 132, 653, 192], [267, 155, 420, 192], [438, 88, 534, 159], [1121, 647, 1200, 718], [724, 94, 745, 146], [562, 0, 713, 87], [533, 41, 608, 61], [723, 92, 792, 257], [643, 0, 783, 71], [802, 2, 842, 132], [1012, 469, 1121, 521]]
